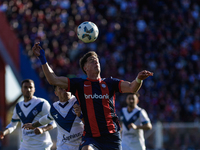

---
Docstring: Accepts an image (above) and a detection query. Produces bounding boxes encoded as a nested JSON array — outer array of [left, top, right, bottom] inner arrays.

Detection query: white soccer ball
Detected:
[[77, 21, 99, 43]]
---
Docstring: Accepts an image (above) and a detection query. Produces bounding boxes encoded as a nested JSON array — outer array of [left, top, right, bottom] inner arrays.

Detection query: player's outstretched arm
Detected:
[[121, 70, 153, 93], [32, 42, 68, 89], [0, 129, 9, 140]]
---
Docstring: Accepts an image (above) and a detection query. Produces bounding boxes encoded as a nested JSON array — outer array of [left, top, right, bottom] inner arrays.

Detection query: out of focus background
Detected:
[[0, 0, 200, 149]]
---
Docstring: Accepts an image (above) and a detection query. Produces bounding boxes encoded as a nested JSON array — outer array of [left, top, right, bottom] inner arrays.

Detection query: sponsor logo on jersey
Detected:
[[84, 93, 109, 99], [62, 132, 82, 143], [84, 84, 91, 87]]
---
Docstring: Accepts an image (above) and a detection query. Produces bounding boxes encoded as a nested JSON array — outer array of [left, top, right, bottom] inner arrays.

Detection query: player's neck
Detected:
[[24, 97, 32, 102], [59, 99, 69, 103], [87, 74, 101, 80], [127, 106, 135, 112]]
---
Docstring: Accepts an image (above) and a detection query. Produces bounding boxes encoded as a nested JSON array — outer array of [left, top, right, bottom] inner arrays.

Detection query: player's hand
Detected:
[[34, 128, 43, 135], [32, 42, 42, 57], [0, 131, 4, 140], [73, 104, 82, 117], [128, 123, 137, 130], [22, 123, 35, 130], [137, 70, 153, 80]]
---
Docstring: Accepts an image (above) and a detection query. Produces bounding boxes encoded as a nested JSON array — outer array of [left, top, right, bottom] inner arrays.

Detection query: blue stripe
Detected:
[[142, 121, 149, 125], [16, 102, 44, 124], [121, 110, 141, 130], [11, 119, 20, 122], [50, 103, 77, 132]]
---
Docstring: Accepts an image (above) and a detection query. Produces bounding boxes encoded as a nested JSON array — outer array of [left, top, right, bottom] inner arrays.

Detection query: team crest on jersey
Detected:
[[32, 109, 38, 116], [101, 84, 106, 88]]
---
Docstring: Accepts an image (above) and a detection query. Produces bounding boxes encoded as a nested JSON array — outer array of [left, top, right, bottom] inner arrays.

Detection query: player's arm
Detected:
[[0, 129, 9, 139], [34, 123, 54, 135], [32, 42, 68, 89], [121, 70, 153, 93], [73, 104, 85, 124], [0, 107, 20, 139], [0, 120, 19, 140], [22, 114, 55, 131], [128, 122, 152, 130]]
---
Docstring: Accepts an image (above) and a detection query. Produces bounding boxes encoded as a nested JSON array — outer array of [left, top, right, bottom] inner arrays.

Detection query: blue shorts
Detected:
[[79, 131, 122, 150]]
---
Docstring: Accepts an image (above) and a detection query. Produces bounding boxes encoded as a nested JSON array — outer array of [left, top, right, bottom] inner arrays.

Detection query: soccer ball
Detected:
[[77, 21, 99, 43]]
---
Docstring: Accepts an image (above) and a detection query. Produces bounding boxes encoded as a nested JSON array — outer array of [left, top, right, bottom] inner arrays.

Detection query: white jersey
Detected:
[[120, 106, 150, 150], [6, 96, 53, 150], [39, 96, 84, 150]]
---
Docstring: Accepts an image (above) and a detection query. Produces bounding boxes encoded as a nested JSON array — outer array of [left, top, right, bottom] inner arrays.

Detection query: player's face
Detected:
[[55, 87, 71, 102], [126, 94, 138, 108], [84, 55, 101, 74], [21, 82, 35, 101]]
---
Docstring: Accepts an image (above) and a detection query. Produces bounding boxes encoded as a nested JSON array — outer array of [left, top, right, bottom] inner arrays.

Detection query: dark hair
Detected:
[[21, 79, 34, 87], [79, 51, 98, 74], [127, 92, 140, 98]]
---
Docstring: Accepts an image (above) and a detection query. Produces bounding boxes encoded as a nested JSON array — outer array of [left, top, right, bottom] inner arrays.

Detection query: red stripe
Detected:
[[119, 80, 123, 93], [75, 90, 81, 106], [100, 81, 115, 133], [113, 92, 116, 113], [84, 81, 100, 137]]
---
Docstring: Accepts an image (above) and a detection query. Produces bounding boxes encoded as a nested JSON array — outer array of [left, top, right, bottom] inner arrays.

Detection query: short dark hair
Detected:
[[21, 79, 34, 87], [127, 92, 140, 98], [79, 51, 98, 74]]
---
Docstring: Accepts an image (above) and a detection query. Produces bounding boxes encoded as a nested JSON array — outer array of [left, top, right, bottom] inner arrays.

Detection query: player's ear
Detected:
[[83, 65, 88, 73], [54, 91, 58, 96]]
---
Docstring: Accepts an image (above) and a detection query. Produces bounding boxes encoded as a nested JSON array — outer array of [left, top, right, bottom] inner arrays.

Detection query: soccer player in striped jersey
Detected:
[[120, 93, 152, 150], [0, 79, 55, 150], [32, 42, 153, 150], [22, 86, 84, 150]]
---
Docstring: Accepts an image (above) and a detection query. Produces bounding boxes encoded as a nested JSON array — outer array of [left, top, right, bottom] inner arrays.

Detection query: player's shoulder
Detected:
[[15, 101, 23, 109], [135, 106, 143, 111], [68, 95, 77, 104], [52, 101, 59, 108], [103, 76, 121, 82], [33, 96, 51, 107], [121, 107, 127, 112]]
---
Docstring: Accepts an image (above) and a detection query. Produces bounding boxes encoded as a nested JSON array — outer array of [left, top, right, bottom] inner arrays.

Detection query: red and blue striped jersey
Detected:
[[67, 77, 122, 137]]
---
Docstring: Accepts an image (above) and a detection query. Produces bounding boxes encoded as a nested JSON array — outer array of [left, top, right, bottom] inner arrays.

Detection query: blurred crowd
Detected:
[[0, 0, 200, 123]]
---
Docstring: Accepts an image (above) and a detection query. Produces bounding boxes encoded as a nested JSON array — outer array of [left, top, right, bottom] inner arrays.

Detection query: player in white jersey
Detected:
[[0, 79, 55, 150], [22, 85, 84, 150], [120, 93, 152, 150]]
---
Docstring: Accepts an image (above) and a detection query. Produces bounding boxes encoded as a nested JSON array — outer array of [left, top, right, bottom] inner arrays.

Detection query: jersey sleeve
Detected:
[[6, 107, 20, 133], [139, 109, 151, 125], [39, 114, 57, 128], [110, 77, 123, 93], [66, 78, 82, 95], [41, 100, 51, 116]]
